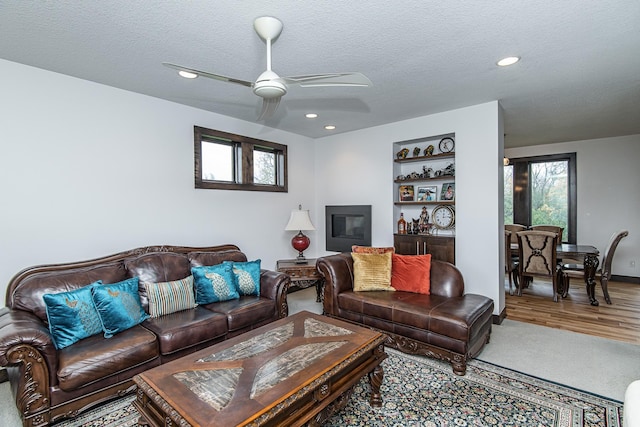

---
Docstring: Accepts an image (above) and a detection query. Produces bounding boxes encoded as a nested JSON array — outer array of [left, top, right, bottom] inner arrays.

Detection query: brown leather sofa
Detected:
[[0, 244, 290, 427], [317, 253, 494, 376]]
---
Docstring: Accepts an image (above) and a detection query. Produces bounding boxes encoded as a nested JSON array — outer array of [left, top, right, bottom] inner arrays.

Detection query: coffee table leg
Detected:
[[368, 364, 384, 407]]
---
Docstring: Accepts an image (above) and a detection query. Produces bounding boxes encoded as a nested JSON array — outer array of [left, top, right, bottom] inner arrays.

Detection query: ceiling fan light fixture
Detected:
[[253, 80, 287, 99], [178, 70, 198, 79], [497, 56, 520, 67]]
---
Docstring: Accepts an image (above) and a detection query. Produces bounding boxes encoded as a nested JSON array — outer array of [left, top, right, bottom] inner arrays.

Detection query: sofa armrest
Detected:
[[0, 307, 57, 416], [259, 269, 291, 318], [317, 253, 354, 316], [429, 260, 465, 298]]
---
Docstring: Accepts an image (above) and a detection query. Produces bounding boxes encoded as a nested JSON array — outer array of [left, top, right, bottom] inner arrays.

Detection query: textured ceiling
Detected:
[[1, 1, 639, 147]]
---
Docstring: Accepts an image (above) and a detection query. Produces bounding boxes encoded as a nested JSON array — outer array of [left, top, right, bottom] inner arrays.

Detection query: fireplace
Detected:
[[325, 205, 372, 252]]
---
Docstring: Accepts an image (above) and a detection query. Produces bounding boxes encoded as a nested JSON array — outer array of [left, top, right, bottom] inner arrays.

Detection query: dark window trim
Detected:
[[510, 152, 577, 243], [194, 126, 288, 192]]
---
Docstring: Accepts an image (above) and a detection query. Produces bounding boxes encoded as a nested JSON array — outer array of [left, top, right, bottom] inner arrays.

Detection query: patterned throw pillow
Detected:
[[352, 245, 395, 254], [142, 275, 197, 319], [224, 259, 261, 296], [352, 252, 395, 292], [391, 253, 432, 295], [192, 263, 239, 304], [43, 281, 104, 349], [92, 277, 149, 338]]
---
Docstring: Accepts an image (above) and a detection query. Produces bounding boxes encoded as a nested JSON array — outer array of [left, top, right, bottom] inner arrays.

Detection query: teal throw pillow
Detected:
[[43, 281, 104, 350], [143, 275, 197, 318], [192, 263, 239, 304], [224, 259, 261, 296], [92, 277, 149, 338]]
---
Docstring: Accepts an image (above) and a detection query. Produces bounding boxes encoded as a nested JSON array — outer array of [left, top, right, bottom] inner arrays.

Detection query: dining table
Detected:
[[511, 243, 601, 306]]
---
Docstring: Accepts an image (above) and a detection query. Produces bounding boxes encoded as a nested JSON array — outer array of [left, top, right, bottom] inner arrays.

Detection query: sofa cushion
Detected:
[[124, 252, 192, 311], [337, 291, 493, 343], [11, 262, 128, 323], [203, 296, 275, 332], [43, 281, 104, 350], [224, 260, 261, 296], [141, 306, 228, 355], [143, 275, 197, 318], [92, 277, 149, 338], [391, 253, 431, 295], [56, 324, 158, 391], [188, 250, 247, 267], [192, 264, 239, 304], [352, 252, 395, 292]]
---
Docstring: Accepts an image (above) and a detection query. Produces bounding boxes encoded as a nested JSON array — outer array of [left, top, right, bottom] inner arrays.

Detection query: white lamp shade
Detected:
[[285, 210, 315, 231]]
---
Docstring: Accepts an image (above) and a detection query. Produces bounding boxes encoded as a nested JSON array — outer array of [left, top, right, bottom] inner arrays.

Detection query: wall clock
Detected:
[[438, 137, 455, 153], [432, 205, 455, 229]]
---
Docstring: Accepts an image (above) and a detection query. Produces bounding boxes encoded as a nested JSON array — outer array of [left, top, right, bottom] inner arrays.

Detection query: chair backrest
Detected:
[[505, 224, 527, 243], [505, 230, 512, 272], [530, 225, 564, 242], [600, 230, 629, 279], [517, 230, 558, 277]]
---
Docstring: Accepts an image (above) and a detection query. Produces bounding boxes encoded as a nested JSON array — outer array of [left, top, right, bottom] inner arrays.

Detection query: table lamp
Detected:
[[285, 205, 315, 263]]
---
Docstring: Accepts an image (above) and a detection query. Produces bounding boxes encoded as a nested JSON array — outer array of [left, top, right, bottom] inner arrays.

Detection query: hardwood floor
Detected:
[[504, 278, 640, 345]]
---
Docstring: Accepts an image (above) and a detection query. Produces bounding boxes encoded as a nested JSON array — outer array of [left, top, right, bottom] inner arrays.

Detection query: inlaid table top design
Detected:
[[133, 311, 386, 427]]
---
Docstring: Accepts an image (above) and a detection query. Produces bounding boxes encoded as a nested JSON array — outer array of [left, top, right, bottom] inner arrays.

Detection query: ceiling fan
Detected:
[[163, 16, 372, 120]]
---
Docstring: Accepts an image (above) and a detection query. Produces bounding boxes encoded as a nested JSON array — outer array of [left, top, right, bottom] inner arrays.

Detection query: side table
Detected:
[[276, 258, 324, 303]]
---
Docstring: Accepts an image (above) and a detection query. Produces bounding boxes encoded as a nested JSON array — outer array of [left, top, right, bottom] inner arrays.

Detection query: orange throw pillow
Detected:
[[391, 253, 431, 295], [352, 245, 395, 254]]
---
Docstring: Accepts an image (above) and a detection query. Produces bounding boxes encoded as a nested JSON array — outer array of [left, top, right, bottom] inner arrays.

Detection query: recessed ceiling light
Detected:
[[324, 125, 336, 130], [305, 113, 318, 119], [178, 70, 198, 79], [497, 56, 520, 67]]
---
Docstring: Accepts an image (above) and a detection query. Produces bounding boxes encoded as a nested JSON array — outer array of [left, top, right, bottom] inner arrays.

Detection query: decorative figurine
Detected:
[[413, 147, 421, 157], [422, 166, 433, 178], [424, 145, 435, 156], [396, 148, 409, 159], [411, 218, 420, 234]]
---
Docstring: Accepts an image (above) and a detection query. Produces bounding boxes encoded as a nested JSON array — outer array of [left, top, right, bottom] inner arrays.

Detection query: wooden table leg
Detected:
[[584, 254, 600, 306], [368, 364, 384, 407]]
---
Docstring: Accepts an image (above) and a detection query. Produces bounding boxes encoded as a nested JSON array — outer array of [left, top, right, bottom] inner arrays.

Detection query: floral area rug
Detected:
[[325, 349, 622, 426], [56, 348, 622, 427]]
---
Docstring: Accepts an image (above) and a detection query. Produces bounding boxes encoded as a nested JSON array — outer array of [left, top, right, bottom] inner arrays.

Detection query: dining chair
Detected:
[[516, 230, 562, 302], [562, 230, 629, 304], [505, 230, 519, 295], [530, 225, 564, 242], [505, 224, 527, 244]]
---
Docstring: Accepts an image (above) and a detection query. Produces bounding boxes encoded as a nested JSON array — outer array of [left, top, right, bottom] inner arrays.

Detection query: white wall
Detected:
[[505, 134, 640, 278], [315, 102, 505, 314], [0, 59, 318, 305]]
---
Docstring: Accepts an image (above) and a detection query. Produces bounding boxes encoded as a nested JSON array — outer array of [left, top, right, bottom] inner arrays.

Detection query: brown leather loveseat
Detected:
[[317, 253, 494, 376], [0, 244, 290, 427]]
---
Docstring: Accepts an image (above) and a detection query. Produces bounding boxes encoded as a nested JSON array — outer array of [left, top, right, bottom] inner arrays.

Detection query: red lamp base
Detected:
[[291, 231, 310, 263]]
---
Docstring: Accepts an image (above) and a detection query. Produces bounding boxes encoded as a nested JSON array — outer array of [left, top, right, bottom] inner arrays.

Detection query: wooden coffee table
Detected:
[[133, 311, 386, 426]]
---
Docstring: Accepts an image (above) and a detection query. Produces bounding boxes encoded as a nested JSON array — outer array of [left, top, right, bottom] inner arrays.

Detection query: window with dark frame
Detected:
[[194, 126, 287, 192], [504, 153, 577, 244]]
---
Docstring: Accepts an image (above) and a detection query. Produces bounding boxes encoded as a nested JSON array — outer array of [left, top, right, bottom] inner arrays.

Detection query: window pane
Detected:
[[504, 165, 514, 224], [254, 150, 276, 185], [202, 141, 233, 182], [530, 161, 568, 240]]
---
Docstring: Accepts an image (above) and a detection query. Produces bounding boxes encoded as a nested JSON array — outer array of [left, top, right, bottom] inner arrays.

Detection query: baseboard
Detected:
[[612, 275, 640, 284], [492, 307, 507, 325], [0, 367, 7, 383]]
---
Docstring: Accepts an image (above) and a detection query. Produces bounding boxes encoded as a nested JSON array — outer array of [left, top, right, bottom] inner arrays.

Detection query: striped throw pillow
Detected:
[[143, 275, 197, 318]]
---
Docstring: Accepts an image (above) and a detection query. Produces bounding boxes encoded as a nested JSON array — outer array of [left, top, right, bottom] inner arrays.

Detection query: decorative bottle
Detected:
[[397, 213, 407, 234]]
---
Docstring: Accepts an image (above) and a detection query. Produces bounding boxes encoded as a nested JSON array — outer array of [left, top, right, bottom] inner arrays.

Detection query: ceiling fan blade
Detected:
[[257, 97, 281, 121], [163, 63, 253, 88], [280, 72, 372, 87]]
